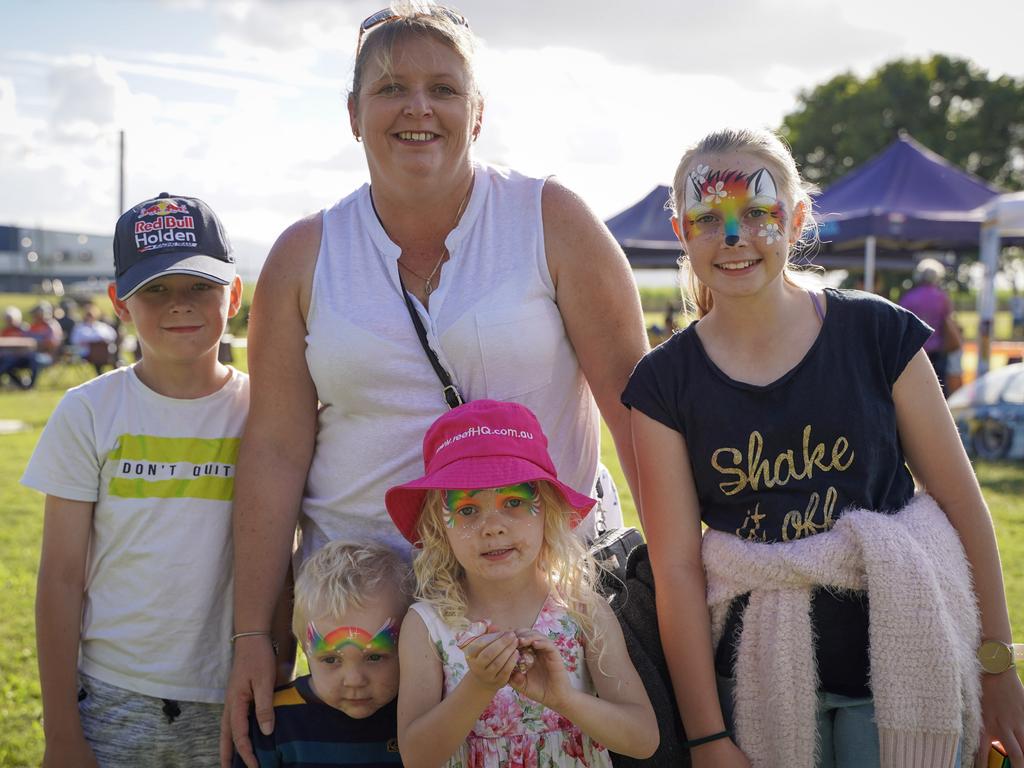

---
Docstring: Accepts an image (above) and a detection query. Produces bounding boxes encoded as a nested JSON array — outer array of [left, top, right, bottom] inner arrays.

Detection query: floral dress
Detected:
[[410, 595, 612, 768]]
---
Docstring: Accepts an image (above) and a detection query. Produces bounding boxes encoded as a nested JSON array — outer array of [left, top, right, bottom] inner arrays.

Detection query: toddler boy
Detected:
[[233, 541, 410, 767], [25, 192, 247, 767]]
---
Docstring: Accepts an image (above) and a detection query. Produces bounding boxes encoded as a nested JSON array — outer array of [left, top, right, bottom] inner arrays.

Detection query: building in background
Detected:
[[0, 225, 114, 294]]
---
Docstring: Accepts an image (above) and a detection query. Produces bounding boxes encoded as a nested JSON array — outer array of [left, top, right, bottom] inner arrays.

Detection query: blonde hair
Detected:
[[669, 128, 820, 318], [350, 1, 481, 110], [292, 540, 413, 641], [412, 482, 604, 647]]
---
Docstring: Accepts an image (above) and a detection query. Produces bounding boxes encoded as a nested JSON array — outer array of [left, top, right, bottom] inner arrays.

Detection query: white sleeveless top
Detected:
[[301, 162, 600, 560]]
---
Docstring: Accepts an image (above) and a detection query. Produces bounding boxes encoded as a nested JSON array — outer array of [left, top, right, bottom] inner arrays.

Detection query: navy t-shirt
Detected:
[[234, 675, 402, 767], [622, 288, 931, 696]]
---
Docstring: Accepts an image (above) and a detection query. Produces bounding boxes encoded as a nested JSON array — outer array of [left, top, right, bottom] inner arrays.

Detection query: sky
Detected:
[[2, 0, 1023, 277]]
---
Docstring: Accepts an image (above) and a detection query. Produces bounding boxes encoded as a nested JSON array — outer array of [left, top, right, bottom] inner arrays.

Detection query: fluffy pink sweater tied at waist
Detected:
[[702, 494, 981, 768]]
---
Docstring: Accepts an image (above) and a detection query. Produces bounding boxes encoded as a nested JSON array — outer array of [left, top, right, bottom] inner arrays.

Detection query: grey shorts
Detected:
[[78, 673, 222, 768]]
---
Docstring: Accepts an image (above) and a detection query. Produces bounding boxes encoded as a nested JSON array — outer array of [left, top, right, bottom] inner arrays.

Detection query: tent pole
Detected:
[[977, 225, 1000, 377], [864, 236, 876, 293]]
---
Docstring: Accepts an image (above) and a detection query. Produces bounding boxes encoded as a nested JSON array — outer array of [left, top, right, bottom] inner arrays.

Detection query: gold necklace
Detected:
[[398, 176, 473, 297]]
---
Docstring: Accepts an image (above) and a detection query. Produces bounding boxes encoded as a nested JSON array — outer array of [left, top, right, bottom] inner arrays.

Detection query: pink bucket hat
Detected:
[[385, 400, 596, 545]]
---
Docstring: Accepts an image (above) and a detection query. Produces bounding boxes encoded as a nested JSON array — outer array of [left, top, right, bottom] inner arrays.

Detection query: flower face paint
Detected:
[[306, 617, 400, 655], [442, 483, 540, 528], [682, 166, 786, 247]]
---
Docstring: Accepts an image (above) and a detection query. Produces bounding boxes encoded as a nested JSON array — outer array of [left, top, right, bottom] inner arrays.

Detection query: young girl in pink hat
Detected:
[[386, 399, 658, 768]]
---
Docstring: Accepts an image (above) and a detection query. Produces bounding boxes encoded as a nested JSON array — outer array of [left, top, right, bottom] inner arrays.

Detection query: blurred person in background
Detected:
[[0, 306, 40, 388], [899, 258, 960, 396], [57, 298, 79, 347], [69, 302, 118, 375], [29, 302, 64, 356]]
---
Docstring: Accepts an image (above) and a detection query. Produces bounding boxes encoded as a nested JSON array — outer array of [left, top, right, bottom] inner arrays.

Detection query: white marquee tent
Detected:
[[977, 191, 1024, 374]]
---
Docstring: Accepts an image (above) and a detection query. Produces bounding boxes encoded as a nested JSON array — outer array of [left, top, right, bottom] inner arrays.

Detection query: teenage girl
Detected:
[[385, 399, 658, 768], [623, 128, 1024, 768]]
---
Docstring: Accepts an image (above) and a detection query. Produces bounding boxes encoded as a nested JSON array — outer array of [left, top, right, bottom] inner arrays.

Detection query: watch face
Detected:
[[979, 641, 1013, 673]]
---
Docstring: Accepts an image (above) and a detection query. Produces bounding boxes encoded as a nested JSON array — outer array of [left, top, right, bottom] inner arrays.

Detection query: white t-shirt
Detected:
[[22, 365, 249, 703], [301, 162, 601, 560]]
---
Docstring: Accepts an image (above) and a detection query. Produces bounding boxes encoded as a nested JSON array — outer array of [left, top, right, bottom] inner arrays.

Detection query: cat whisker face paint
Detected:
[[682, 166, 787, 247], [305, 617, 400, 656]]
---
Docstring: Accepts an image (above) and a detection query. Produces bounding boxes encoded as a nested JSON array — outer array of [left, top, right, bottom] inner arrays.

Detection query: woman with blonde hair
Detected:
[[222, 4, 647, 766]]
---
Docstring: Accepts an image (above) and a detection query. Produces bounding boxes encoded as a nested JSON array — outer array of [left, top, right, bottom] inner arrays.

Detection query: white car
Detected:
[[947, 363, 1024, 460]]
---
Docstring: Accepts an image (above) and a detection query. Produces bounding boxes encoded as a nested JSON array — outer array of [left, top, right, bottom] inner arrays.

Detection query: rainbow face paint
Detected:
[[306, 617, 399, 656], [442, 483, 541, 528], [682, 166, 785, 246]]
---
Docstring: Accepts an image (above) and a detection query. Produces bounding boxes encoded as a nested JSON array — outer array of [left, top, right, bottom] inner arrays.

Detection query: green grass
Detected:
[[1, 371, 1021, 765], [0, 389, 67, 767]]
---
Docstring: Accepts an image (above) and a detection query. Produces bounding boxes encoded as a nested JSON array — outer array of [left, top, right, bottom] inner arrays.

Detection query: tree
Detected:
[[780, 55, 1024, 191]]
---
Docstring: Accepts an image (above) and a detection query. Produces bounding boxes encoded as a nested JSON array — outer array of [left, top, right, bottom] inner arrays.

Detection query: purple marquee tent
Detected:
[[813, 133, 1001, 288], [604, 185, 678, 268]]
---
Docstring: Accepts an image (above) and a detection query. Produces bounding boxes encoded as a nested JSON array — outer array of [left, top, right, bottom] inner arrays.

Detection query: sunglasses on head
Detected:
[[356, 6, 470, 56]]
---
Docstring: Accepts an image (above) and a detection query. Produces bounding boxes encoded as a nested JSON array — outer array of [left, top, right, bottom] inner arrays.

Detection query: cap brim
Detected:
[[385, 456, 596, 545], [117, 252, 235, 299]]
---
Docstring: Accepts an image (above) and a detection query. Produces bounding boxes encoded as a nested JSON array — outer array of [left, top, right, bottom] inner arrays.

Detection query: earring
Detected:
[[354, 132, 362, 143]]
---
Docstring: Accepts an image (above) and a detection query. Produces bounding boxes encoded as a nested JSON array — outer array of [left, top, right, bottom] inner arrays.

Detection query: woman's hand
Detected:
[[220, 635, 277, 768], [690, 738, 752, 768], [461, 631, 520, 692], [977, 671, 1024, 767], [508, 630, 572, 710]]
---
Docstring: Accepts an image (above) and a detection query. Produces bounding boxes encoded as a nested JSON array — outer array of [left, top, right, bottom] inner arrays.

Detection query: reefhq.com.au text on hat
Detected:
[[434, 426, 535, 455]]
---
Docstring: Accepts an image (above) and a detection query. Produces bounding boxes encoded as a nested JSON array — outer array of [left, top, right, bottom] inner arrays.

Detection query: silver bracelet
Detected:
[[230, 630, 271, 644], [230, 631, 279, 656]]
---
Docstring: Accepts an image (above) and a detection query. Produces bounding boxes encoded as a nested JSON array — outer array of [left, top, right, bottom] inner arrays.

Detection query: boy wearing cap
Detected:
[[24, 193, 248, 767]]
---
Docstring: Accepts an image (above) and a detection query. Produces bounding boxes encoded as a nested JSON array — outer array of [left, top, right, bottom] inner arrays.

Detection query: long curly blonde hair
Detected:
[[412, 481, 604, 647]]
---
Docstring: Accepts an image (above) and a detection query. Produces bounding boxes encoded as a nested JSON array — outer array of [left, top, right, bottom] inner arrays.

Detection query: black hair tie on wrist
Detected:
[[685, 729, 733, 749]]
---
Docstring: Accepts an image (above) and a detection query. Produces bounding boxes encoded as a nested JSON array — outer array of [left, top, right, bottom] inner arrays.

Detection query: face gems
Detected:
[[442, 483, 541, 528], [306, 617, 400, 655], [682, 166, 786, 247]]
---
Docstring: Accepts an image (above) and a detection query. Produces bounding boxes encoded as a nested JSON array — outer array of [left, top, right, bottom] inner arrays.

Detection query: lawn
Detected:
[[1, 369, 1021, 766]]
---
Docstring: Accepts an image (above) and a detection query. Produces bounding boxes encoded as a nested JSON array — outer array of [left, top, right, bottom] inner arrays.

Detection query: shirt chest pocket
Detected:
[[476, 303, 561, 400]]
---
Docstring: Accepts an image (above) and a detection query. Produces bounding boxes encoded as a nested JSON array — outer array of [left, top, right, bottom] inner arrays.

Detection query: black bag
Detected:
[[588, 473, 644, 596], [607, 544, 691, 768], [589, 525, 644, 596]]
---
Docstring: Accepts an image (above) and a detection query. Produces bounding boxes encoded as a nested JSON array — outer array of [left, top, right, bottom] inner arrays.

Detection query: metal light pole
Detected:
[[118, 130, 125, 215]]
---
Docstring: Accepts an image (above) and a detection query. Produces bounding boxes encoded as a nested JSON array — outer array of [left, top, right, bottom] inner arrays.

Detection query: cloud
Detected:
[[0, 77, 19, 132], [48, 56, 131, 140], [473, 44, 798, 217], [209, 0, 363, 56], [455, 0, 901, 85]]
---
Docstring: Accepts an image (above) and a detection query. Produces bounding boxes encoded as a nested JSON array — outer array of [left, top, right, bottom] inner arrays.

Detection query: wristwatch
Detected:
[[977, 640, 1024, 674]]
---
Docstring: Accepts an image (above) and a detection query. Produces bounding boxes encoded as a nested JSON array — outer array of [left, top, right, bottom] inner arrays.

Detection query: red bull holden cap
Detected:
[[114, 192, 235, 299]]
